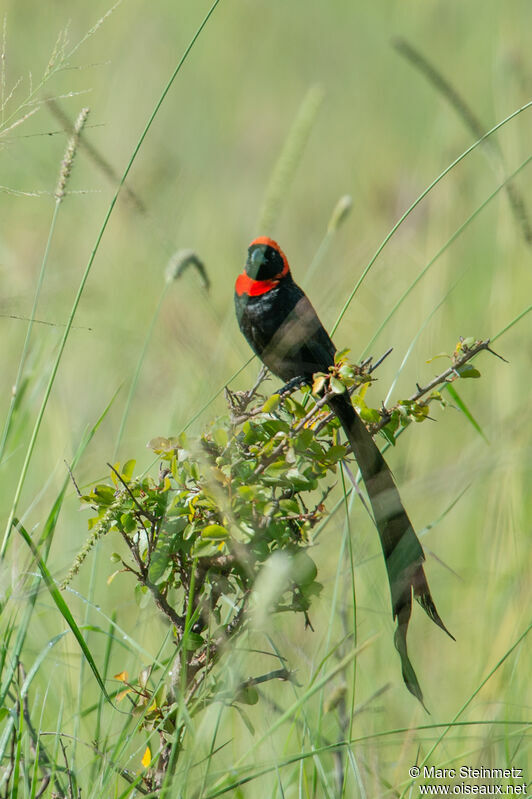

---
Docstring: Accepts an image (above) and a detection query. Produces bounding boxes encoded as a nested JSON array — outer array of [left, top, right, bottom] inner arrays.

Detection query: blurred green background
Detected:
[[1, 0, 530, 794]]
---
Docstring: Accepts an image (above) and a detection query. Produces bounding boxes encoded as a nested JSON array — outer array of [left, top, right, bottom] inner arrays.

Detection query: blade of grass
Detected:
[[89, 613, 116, 783], [339, 465, 359, 799]]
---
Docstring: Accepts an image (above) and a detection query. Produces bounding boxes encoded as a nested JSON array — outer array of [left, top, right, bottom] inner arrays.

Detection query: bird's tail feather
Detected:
[[329, 391, 453, 705]]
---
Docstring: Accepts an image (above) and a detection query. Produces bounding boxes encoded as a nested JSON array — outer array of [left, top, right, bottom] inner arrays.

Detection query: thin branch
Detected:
[[144, 577, 185, 632], [65, 460, 82, 498], [373, 338, 504, 432]]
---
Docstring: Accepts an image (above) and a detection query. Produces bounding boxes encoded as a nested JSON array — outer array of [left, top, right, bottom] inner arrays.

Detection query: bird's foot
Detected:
[[278, 376, 309, 396]]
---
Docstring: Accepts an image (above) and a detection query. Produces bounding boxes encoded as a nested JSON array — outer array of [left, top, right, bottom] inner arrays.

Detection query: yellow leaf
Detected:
[[116, 688, 132, 702], [110, 461, 121, 486], [114, 671, 128, 682], [312, 374, 327, 395], [107, 569, 121, 586], [141, 746, 151, 768]]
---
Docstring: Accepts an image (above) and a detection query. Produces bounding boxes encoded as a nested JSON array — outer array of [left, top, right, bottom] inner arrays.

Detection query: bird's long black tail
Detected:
[[329, 391, 454, 706]]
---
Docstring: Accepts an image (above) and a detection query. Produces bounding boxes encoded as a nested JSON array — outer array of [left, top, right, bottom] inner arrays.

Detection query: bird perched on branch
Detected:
[[235, 236, 454, 705]]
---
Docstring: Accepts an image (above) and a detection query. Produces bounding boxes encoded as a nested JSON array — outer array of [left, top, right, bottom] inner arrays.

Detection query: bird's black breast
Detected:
[[235, 277, 336, 383]]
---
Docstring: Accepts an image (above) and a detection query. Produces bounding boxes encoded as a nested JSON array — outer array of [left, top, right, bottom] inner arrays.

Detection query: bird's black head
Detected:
[[245, 237, 289, 281]]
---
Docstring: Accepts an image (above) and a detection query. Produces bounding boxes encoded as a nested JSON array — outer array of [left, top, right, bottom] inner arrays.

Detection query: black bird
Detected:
[[235, 236, 453, 705]]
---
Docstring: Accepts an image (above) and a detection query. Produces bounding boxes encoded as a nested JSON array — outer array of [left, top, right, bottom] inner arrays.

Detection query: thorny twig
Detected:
[[239, 338, 502, 463], [225, 365, 270, 420], [373, 338, 505, 433], [64, 460, 82, 498]]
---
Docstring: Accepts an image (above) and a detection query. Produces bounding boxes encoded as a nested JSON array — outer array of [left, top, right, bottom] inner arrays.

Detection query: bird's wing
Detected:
[[261, 293, 336, 380]]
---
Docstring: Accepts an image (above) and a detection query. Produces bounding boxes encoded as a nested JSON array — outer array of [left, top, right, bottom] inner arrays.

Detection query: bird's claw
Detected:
[[278, 376, 309, 396]]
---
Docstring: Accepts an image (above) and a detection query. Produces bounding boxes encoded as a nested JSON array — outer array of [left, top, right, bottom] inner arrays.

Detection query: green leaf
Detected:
[[457, 364, 481, 379], [329, 377, 346, 394], [191, 538, 223, 557], [358, 405, 380, 424], [262, 394, 281, 413], [279, 498, 300, 514], [338, 364, 355, 380], [237, 485, 255, 500], [122, 459, 136, 481], [324, 444, 347, 464], [183, 632, 204, 651], [261, 419, 290, 437], [380, 426, 396, 446], [148, 550, 170, 584], [201, 524, 228, 539], [294, 428, 314, 451], [264, 460, 289, 479], [121, 513, 137, 534], [236, 685, 259, 706], [212, 426, 229, 448], [286, 469, 316, 491], [291, 552, 317, 587], [93, 485, 116, 506], [411, 402, 430, 422], [334, 347, 351, 363]]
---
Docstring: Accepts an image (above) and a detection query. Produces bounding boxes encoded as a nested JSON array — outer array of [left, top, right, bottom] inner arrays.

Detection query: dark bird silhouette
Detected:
[[235, 236, 454, 705]]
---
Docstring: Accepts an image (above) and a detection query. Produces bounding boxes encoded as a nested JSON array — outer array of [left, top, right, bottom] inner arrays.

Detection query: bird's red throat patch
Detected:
[[235, 272, 281, 297]]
